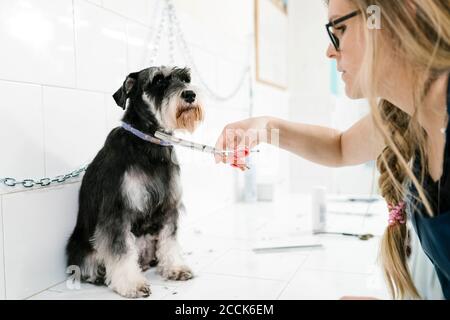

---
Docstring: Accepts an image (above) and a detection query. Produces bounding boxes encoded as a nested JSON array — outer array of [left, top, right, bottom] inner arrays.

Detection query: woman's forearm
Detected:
[[265, 115, 381, 168], [214, 115, 379, 167], [266, 117, 344, 167]]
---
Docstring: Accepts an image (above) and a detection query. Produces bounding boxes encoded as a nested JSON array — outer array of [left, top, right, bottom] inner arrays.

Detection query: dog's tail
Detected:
[[66, 228, 105, 285]]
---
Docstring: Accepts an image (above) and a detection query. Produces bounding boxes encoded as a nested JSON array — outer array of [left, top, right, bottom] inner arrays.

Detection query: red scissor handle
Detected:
[[233, 147, 250, 158], [230, 147, 250, 171]]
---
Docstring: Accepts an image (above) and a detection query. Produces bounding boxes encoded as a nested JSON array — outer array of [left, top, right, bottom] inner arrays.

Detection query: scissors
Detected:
[[154, 131, 258, 171]]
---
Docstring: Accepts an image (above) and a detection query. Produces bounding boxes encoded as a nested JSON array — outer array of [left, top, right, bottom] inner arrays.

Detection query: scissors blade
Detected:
[[154, 131, 258, 156]]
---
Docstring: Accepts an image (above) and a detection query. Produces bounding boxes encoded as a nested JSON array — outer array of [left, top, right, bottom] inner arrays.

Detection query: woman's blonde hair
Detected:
[[325, 0, 450, 299]]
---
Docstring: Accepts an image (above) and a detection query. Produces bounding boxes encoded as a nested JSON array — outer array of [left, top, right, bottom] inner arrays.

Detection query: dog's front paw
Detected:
[[110, 276, 151, 298], [159, 265, 194, 281]]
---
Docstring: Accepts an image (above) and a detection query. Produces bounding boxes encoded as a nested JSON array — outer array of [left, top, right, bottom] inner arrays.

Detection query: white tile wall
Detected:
[[189, 46, 219, 94], [85, 0, 103, 6], [216, 59, 251, 111], [102, 0, 157, 26], [287, 0, 376, 195], [0, 197, 5, 299], [0, 81, 45, 182], [0, 0, 76, 87], [174, 0, 253, 54], [126, 21, 154, 72], [2, 183, 80, 299], [74, 0, 128, 92], [43, 86, 107, 177], [105, 93, 126, 130]]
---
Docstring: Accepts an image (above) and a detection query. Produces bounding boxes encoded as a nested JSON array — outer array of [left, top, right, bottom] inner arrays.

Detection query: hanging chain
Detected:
[[148, 0, 167, 65], [166, 0, 176, 65], [0, 165, 89, 189], [163, 0, 251, 101], [141, 0, 163, 65], [146, 0, 251, 100]]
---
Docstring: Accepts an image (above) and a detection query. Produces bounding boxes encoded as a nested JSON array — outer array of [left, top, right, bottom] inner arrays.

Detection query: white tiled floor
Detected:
[[28, 193, 390, 300]]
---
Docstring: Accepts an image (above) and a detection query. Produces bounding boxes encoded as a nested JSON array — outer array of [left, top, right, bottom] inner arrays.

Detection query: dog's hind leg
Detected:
[[94, 227, 151, 298], [80, 253, 105, 285], [136, 234, 158, 271], [156, 222, 193, 281]]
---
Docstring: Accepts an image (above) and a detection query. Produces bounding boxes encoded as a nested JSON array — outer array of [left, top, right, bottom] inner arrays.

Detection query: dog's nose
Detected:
[[181, 90, 196, 103]]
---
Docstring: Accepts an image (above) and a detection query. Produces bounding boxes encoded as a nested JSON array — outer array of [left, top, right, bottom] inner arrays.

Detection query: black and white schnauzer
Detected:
[[66, 66, 203, 298]]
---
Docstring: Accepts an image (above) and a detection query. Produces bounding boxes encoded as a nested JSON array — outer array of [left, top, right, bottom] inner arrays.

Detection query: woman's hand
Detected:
[[214, 116, 271, 165]]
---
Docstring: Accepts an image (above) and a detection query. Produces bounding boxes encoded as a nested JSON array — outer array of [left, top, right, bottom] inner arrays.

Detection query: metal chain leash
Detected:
[[0, 165, 88, 189]]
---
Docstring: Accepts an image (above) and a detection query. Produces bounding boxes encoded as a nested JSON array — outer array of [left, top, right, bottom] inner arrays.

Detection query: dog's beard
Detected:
[[175, 104, 204, 133], [155, 91, 204, 133]]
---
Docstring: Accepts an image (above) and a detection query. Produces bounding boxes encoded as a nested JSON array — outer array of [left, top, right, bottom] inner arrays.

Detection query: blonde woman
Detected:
[[214, 0, 450, 300]]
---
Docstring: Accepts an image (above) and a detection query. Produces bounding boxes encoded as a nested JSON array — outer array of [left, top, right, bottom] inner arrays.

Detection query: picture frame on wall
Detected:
[[254, 0, 288, 90]]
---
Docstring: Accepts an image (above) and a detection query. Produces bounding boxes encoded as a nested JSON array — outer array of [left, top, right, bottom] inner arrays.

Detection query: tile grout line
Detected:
[[0, 179, 83, 197], [41, 86, 47, 177], [0, 77, 247, 112], [201, 271, 287, 283], [125, 17, 130, 72], [103, 94, 110, 136], [0, 5, 250, 94], [300, 266, 377, 277], [82, 0, 152, 29], [72, 0, 79, 89], [0, 78, 110, 95], [193, 247, 235, 274], [25, 279, 67, 300], [275, 252, 310, 300], [1, 197, 6, 299]]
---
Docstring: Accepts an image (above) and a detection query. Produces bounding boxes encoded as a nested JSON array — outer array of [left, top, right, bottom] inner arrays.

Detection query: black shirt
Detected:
[[409, 74, 450, 299]]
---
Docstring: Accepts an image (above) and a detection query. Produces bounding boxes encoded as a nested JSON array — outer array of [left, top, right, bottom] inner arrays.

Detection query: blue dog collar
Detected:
[[121, 122, 172, 147]]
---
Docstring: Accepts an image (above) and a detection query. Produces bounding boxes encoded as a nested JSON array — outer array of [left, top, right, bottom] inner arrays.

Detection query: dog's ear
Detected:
[[113, 72, 140, 110]]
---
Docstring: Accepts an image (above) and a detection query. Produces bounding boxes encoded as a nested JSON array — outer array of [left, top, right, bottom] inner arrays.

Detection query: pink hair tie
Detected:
[[388, 202, 406, 226]]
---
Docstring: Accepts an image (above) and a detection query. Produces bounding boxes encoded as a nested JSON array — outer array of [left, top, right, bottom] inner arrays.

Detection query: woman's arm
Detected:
[[269, 115, 385, 167], [215, 115, 385, 168]]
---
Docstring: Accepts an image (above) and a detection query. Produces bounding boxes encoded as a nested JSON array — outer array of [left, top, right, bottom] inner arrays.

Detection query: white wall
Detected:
[[0, 197, 5, 299], [0, 0, 289, 299], [287, 0, 375, 195], [287, 0, 334, 193]]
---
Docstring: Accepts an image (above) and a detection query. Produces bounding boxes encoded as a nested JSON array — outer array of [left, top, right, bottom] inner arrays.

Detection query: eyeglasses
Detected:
[[326, 10, 360, 51]]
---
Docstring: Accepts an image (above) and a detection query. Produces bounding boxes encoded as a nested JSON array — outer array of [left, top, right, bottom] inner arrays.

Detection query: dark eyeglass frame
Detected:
[[326, 10, 360, 51]]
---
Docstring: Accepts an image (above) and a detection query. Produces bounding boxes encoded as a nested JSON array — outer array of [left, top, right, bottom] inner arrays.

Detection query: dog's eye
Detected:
[[152, 74, 165, 86], [181, 76, 191, 83]]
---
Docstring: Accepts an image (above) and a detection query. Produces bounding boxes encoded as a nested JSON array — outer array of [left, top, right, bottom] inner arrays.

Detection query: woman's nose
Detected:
[[326, 43, 338, 59]]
